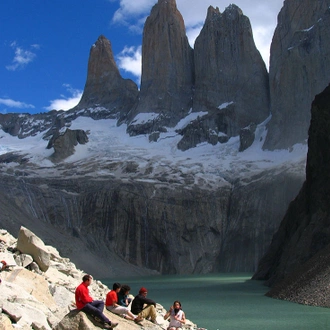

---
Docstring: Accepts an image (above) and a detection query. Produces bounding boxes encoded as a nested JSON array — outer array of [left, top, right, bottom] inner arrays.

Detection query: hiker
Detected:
[[164, 300, 186, 330], [105, 282, 143, 324], [117, 284, 132, 307], [0, 260, 7, 271], [131, 287, 158, 324], [75, 274, 118, 329]]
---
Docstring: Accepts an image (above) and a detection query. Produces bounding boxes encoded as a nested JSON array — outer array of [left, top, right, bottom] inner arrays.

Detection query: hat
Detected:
[[1, 260, 6, 266], [139, 287, 148, 294]]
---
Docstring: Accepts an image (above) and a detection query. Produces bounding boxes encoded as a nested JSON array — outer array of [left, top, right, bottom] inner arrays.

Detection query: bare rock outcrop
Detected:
[[77, 35, 138, 118], [264, 0, 330, 150], [253, 84, 330, 293], [1, 228, 197, 329], [47, 128, 88, 162], [17, 226, 51, 272], [127, 0, 194, 135], [193, 5, 269, 141]]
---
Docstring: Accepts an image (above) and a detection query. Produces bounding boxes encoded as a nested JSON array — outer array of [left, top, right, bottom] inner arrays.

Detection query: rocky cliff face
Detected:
[[193, 5, 269, 139], [0, 157, 305, 275], [76, 35, 139, 118], [253, 84, 330, 288], [264, 0, 330, 150], [127, 0, 194, 135]]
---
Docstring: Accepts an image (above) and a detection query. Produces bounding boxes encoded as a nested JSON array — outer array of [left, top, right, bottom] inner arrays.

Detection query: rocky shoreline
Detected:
[[0, 227, 197, 329]]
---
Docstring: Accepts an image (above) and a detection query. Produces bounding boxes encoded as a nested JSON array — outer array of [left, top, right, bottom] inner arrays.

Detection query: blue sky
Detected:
[[0, 0, 283, 115]]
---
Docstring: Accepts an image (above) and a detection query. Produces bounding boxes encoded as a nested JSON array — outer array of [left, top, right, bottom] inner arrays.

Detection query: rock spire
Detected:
[[77, 35, 138, 117], [127, 0, 194, 135], [193, 5, 270, 136], [264, 0, 330, 150]]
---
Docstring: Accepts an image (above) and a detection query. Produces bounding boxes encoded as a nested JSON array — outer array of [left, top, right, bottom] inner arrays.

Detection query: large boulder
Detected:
[[17, 226, 50, 272], [1, 267, 56, 309]]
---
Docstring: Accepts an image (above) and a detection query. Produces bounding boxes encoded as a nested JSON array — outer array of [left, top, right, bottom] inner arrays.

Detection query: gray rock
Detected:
[[239, 123, 257, 152], [0, 166, 305, 275], [14, 253, 33, 268], [76, 35, 138, 119], [127, 0, 194, 134], [47, 128, 88, 162], [253, 84, 330, 289], [17, 227, 50, 272], [193, 5, 269, 138], [264, 0, 330, 150]]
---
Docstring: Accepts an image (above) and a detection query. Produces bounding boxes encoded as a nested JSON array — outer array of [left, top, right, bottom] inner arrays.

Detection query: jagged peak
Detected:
[[223, 3, 243, 19], [93, 34, 109, 46], [157, 0, 177, 9], [206, 5, 221, 20]]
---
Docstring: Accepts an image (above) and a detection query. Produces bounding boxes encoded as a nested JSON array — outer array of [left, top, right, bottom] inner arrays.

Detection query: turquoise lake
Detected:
[[102, 273, 330, 330]]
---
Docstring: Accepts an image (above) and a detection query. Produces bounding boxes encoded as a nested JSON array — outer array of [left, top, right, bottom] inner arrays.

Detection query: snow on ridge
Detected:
[[218, 101, 234, 110], [0, 115, 308, 186], [131, 112, 159, 125], [174, 111, 208, 130]]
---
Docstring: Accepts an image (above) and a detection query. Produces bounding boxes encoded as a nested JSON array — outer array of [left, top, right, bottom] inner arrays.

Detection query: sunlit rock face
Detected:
[[264, 0, 330, 150], [254, 84, 330, 288], [193, 5, 269, 138], [127, 0, 194, 135], [77, 35, 138, 118]]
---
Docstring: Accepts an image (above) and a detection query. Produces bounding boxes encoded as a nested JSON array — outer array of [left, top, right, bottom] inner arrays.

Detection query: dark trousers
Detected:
[[81, 300, 110, 324]]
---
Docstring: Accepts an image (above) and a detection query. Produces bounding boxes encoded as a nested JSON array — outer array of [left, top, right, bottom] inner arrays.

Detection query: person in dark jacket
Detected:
[[131, 287, 158, 324]]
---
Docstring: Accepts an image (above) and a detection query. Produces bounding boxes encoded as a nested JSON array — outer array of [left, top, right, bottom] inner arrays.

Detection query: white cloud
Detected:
[[112, 0, 156, 25], [117, 46, 142, 80], [45, 84, 83, 111], [6, 41, 39, 71], [0, 98, 35, 109]]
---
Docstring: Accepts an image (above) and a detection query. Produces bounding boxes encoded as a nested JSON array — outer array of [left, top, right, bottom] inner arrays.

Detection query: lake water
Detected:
[[102, 273, 330, 330]]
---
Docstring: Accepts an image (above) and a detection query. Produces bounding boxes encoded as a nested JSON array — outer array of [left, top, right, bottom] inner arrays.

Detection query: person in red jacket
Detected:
[[75, 274, 118, 329], [105, 282, 143, 324]]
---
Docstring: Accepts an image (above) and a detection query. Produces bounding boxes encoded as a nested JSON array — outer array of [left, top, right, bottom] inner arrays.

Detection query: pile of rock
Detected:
[[0, 227, 196, 329]]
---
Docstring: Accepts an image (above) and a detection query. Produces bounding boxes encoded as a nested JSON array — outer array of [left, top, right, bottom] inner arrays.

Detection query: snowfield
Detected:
[[0, 114, 308, 189]]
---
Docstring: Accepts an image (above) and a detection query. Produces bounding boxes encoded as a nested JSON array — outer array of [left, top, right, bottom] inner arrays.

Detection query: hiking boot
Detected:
[[104, 322, 118, 329], [134, 316, 143, 323]]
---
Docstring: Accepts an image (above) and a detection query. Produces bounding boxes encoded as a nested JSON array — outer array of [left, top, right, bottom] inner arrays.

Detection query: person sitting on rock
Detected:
[[131, 287, 158, 324], [75, 274, 118, 329], [117, 284, 132, 307], [106, 282, 143, 324], [0, 260, 7, 271], [164, 300, 186, 330]]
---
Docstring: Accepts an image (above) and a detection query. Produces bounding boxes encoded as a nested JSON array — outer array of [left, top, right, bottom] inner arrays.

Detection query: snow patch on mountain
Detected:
[[0, 114, 308, 189]]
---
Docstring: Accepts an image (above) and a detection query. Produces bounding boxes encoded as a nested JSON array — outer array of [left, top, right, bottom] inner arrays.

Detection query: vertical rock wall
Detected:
[[264, 0, 330, 150], [128, 0, 194, 133], [254, 84, 330, 286], [193, 5, 269, 136]]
